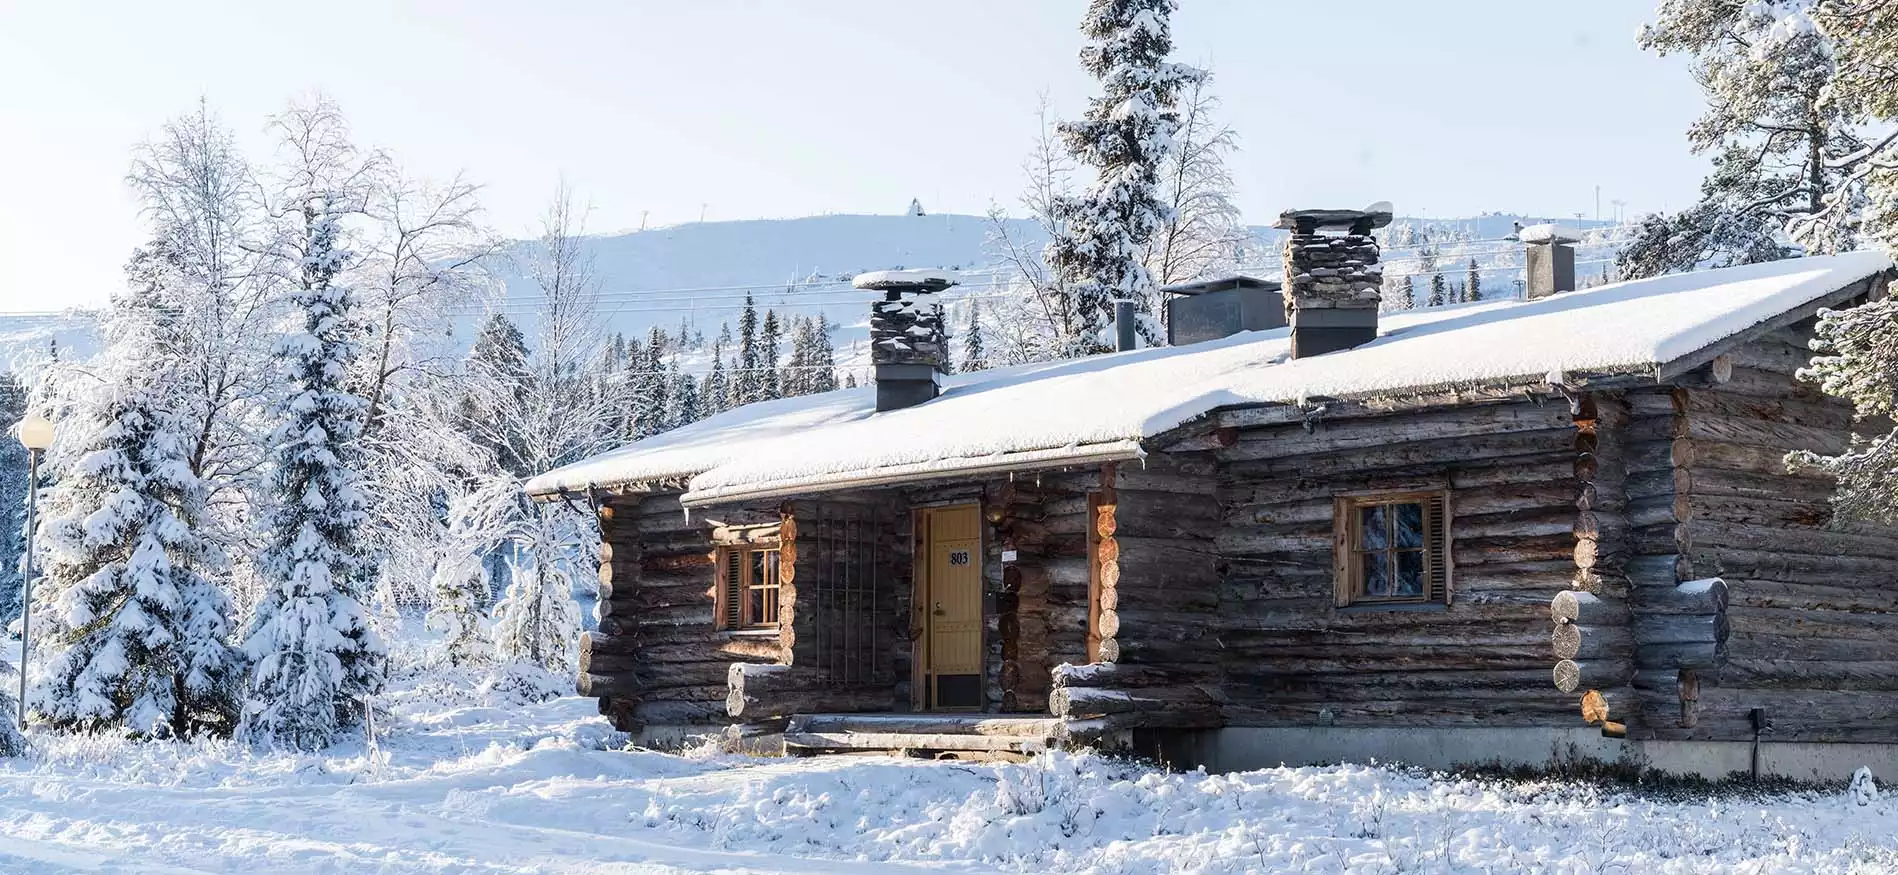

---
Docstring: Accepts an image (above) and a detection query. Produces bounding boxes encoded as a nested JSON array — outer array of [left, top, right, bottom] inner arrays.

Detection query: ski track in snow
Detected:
[[0, 666, 1894, 874]]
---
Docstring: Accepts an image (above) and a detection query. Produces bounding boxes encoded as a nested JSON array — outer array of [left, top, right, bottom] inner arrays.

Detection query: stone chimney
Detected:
[[1521, 223, 1579, 300], [1274, 205, 1393, 359], [856, 269, 954, 412]]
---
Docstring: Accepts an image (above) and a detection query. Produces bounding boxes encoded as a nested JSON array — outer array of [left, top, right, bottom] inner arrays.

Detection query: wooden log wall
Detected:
[[1212, 395, 1586, 727], [1100, 451, 1224, 676], [993, 471, 1097, 711], [1652, 324, 1898, 742], [581, 492, 784, 733]]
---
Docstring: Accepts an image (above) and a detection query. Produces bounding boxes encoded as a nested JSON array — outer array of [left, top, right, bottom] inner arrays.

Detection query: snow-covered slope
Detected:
[[0, 211, 1619, 370]]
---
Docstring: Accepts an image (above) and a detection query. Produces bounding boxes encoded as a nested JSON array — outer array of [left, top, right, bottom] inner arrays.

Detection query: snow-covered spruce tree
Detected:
[[1627, 0, 1868, 279], [962, 300, 989, 373], [1047, 0, 1201, 353], [242, 100, 383, 749], [735, 294, 760, 404], [759, 309, 783, 400], [807, 314, 839, 393], [28, 240, 243, 738], [1465, 259, 1482, 302]]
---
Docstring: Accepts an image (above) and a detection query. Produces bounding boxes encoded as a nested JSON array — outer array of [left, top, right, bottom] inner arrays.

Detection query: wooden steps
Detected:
[[777, 713, 1059, 758]]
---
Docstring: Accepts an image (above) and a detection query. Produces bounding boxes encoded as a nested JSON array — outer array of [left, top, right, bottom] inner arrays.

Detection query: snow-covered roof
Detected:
[[525, 251, 1891, 505]]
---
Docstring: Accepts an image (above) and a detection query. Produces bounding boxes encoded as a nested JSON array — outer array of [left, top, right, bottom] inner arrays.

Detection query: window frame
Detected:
[[715, 539, 783, 632], [1332, 489, 1451, 609]]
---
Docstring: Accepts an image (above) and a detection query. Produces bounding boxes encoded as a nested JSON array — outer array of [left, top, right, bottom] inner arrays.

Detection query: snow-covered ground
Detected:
[[0, 658, 1893, 875]]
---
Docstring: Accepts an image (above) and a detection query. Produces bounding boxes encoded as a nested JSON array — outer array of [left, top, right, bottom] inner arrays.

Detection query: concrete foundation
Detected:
[[1162, 726, 1898, 783]]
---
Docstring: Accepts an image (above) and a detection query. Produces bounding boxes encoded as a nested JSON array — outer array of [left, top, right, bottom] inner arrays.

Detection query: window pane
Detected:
[[761, 585, 779, 624], [751, 550, 769, 587], [1362, 551, 1390, 596], [1394, 503, 1424, 549], [1358, 505, 1389, 550], [1394, 550, 1425, 597]]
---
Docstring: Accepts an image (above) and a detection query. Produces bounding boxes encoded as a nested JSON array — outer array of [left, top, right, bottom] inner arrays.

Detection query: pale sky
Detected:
[[0, 1, 1704, 311]]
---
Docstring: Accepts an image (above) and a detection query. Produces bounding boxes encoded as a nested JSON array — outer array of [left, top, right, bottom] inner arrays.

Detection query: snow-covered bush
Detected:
[[491, 548, 580, 677], [425, 552, 490, 667]]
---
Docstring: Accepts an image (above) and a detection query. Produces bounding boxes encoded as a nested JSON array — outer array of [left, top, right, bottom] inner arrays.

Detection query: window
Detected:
[[717, 542, 782, 631], [1334, 491, 1450, 607]]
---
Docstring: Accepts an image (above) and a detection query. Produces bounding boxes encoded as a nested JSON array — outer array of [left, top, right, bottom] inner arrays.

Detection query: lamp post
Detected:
[[15, 412, 51, 731]]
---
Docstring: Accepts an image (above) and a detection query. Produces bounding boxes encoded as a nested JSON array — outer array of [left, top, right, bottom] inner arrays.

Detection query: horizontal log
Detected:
[[576, 671, 639, 699], [1049, 684, 1216, 719], [1634, 641, 1725, 670], [630, 700, 727, 726], [1223, 429, 1578, 481], [726, 663, 895, 720], [785, 731, 1046, 752], [1634, 613, 1728, 645], [1051, 662, 1194, 689], [1056, 703, 1223, 739], [1221, 402, 1575, 461], [1635, 578, 1728, 616]]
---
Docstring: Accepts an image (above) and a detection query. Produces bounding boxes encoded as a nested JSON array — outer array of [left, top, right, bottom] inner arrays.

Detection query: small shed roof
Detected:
[[1157, 274, 1284, 296], [526, 251, 1892, 506]]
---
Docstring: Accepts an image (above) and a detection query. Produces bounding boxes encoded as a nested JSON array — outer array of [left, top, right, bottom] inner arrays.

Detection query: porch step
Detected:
[[781, 713, 1060, 756]]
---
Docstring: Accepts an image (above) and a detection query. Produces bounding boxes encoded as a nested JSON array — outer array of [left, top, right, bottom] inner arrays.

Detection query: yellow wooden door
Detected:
[[923, 505, 982, 708]]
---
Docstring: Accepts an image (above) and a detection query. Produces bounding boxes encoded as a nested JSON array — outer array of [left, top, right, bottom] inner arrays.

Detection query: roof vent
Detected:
[[1275, 204, 1393, 359], [1160, 275, 1285, 345], [856, 269, 954, 412]]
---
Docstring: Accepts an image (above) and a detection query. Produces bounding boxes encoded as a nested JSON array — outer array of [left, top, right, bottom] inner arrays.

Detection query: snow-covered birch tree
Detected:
[[1143, 70, 1245, 291], [242, 98, 384, 749], [125, 103, 278, 614], [1046, 0, 1203, 352], [27, 239, 243, 739]]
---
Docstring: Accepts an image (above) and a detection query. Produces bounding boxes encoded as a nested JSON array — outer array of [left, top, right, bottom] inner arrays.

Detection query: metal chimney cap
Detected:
[[852, 268, 959, 292]]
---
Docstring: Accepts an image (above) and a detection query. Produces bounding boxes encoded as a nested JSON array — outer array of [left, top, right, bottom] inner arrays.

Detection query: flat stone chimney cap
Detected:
[[852, 268, 959, 292], [1273, 204, 1395, 232]]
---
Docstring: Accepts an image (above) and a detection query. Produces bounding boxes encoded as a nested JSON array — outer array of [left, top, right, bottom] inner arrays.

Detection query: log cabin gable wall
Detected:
[[1647, 318, 1898, 744]]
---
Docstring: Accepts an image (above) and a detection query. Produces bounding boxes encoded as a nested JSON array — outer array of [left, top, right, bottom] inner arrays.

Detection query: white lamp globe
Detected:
[[17, 413, 53, 451]]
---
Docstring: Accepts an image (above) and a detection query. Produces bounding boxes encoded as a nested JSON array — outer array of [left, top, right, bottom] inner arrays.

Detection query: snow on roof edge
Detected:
[[679, 439, 1145, 507]]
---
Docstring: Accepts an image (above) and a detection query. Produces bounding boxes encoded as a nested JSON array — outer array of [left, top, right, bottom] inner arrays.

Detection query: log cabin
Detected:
[[525, 207, 1898, 779]]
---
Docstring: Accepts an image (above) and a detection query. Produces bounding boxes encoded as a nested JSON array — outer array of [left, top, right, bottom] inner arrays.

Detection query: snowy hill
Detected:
[[0, 211, 1621, 370]]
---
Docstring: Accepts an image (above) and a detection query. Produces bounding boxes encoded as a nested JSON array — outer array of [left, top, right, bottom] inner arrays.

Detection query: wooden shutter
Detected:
[[1423, 493, 1451, 605], [720, 547, 743, 629]]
